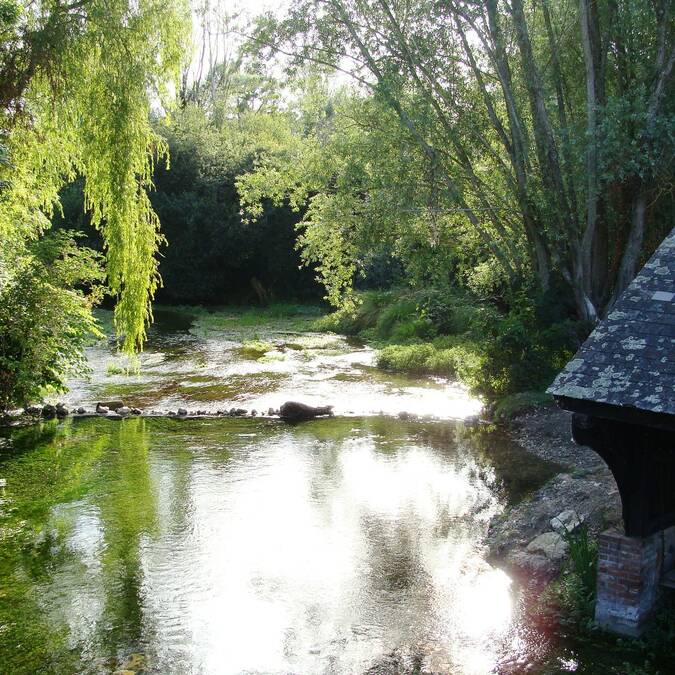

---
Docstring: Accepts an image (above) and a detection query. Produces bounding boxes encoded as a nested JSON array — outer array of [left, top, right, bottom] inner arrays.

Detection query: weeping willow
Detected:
[[0, 0, 189, 350]]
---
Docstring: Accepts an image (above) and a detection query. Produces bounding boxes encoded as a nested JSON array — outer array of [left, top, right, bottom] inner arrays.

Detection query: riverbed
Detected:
[[0, 307, 664, 673]]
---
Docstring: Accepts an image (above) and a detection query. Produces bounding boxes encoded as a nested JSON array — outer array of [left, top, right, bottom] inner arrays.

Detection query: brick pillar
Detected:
[[595, 528, 663, 636]]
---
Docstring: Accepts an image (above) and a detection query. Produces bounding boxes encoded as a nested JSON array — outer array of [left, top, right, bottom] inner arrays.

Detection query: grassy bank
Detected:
[[315, 289, 586, 416]]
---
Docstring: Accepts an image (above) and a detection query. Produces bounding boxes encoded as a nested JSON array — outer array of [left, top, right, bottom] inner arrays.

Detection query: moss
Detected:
[[238, 340, 275, 358]]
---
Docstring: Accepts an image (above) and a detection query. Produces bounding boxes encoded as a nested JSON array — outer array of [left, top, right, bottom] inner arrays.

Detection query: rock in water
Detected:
[[279, 401, 334, 422], [97, 406, 109, 415], [177, 408, 188, 416], [42, 404, 57, 418], [117, 406, 131, 416], [76, 407, 86, 415]]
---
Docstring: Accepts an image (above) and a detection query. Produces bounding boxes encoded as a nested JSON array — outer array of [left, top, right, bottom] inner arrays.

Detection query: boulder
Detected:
[[42, 404, 57, 418], [279, 401, 334, 422], [117, 406, 131, 416], [508, 550, 557, 579], [268, 407, 276, 416], [96, 406, 109, 415], [526, 532, 568, 561], [56, 406, 69, 417], [24, 405, 42, 416], [131, 408, 142, 415], [76, 407, 86, 415], [550, 509, 584, 534], [177, 408, 188, 416]]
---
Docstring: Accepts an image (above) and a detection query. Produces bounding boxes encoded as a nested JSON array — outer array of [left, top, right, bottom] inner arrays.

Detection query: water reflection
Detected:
[[62, 309, 482, 419], [0, 417, 558, 674]]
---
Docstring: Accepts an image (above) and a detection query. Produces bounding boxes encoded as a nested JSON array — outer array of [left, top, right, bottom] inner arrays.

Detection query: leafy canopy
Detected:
[[0, 0, 190, 351]]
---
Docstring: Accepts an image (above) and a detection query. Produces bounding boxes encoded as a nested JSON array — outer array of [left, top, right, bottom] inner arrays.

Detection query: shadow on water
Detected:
[[0, 415, 565, 674], [2, 416, 670, 673]]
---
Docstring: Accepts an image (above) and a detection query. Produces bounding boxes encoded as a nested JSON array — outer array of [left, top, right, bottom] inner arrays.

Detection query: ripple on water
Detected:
[[0, 416, 564, 674], [61, 309, 483, 420]]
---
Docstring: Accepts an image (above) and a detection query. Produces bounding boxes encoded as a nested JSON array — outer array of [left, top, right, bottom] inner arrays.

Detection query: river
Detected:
[[0, 307, 649, 673]]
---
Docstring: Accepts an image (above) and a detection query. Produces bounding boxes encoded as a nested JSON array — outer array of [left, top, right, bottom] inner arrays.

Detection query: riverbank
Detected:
[[493, 404, 622, 580]]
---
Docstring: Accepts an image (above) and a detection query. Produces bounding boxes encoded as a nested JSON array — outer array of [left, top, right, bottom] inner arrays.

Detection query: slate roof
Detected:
[[548, 228, 675, 423]]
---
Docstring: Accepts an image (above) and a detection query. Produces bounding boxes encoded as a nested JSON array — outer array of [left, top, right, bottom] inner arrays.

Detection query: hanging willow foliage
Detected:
[[0, 0, 190, 351]]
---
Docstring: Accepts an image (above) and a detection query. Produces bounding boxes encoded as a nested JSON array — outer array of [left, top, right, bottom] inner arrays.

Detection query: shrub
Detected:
[[377, 344, 435, 373], [0, 233, 104, 409]]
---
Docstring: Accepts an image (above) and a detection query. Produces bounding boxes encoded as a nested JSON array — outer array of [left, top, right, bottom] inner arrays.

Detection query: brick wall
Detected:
[[595, 528, 663, 636]]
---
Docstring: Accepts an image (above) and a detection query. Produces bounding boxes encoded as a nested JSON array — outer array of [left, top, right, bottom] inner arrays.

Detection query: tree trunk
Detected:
[[611, 186, 647, 304], [610, 1, 674, 304]]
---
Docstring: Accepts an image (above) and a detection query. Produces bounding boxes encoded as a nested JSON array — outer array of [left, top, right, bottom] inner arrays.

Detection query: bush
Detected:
[[0, 233, 104, 410], [317, 287, 583, 402], [377, 344, 436, 373]]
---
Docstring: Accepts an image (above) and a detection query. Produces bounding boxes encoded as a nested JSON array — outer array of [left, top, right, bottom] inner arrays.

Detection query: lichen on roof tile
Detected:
[[548, 227, 675, 418]]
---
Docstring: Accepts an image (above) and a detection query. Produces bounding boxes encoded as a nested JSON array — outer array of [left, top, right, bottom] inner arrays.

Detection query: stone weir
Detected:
[[9, 400, 336, 424]]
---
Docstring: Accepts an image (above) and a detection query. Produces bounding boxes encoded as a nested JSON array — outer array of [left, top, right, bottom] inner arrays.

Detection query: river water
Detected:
[[0, 307, 635, 673]]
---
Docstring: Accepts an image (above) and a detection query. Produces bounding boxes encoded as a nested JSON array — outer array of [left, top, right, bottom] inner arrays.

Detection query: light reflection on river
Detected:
[[61, 308, 482, 420], [0, 308, 570, 673], [0, 416, 558, 674]]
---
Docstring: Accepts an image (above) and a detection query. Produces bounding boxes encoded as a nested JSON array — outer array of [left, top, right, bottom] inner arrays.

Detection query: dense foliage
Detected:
[[0, 0, 189, 351], [151, 104, 320, 304], [0, 233, 104, 409], [244, 0, 674, 320]]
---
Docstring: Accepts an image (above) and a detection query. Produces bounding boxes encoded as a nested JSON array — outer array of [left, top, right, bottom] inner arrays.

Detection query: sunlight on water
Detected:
[[0, 417, 558, 674], [62, 309, 482, 420]]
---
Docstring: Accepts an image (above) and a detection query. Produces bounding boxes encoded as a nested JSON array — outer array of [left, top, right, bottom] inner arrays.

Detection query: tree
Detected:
[[247, 0, 674, 320], [0, 0, 190, 351], [0, 232, 104, 409]]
